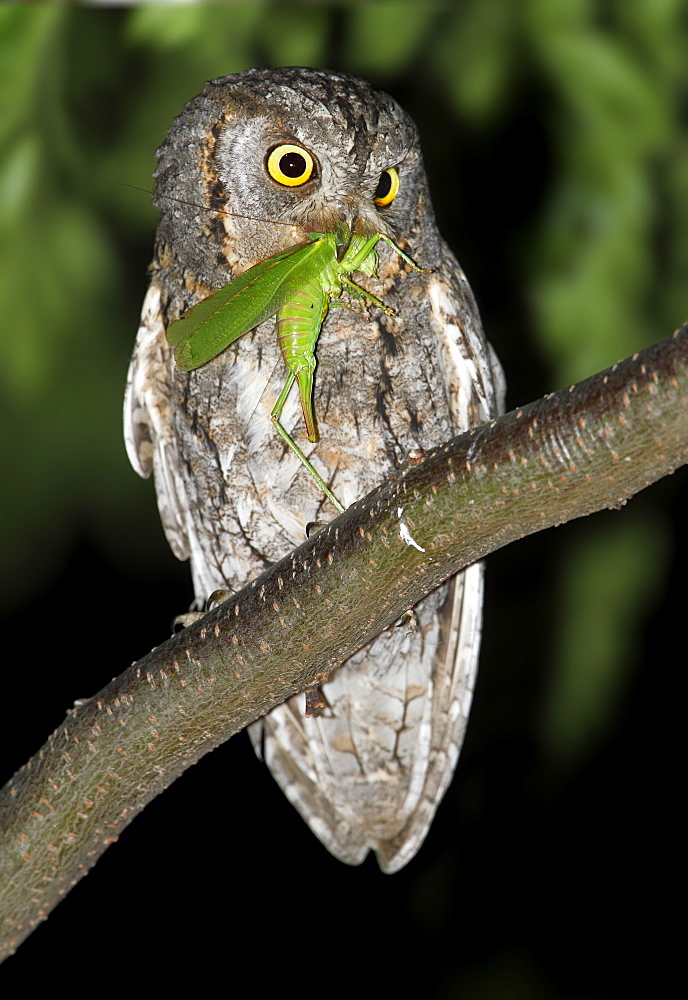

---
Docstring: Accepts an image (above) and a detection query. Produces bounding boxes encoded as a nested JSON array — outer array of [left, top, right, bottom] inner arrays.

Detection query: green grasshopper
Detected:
[[166, 223, 431, 512]]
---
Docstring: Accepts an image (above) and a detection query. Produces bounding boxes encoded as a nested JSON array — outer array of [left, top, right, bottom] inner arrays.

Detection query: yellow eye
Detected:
[[266, 144, 315, 187], [374, 167, 399, 206]]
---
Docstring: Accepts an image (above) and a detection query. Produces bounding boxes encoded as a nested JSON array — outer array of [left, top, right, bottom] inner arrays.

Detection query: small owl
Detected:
[[124, 67, 504, 872]]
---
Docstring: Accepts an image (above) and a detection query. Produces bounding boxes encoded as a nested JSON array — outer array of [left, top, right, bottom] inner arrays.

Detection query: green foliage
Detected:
[[525, 0, 682, 380], [1, 2, 684, 789], [345, 1, 438, 74], [433, 0, 517, 122], [542, 513, 669, 765]]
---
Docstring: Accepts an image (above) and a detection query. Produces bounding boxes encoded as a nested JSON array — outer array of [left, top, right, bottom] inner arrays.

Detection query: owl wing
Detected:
[[124, 280, 192, 563], [251, 565, 484, 872], [249, 255, 505, 872]]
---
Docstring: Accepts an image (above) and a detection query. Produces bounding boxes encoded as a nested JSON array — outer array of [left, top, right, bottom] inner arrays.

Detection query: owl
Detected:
[[124, 67, 505, 872]]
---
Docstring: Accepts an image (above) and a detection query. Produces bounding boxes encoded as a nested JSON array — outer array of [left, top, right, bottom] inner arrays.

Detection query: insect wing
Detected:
[[165, 251, 294, 348], [167, 238, 334, 371]]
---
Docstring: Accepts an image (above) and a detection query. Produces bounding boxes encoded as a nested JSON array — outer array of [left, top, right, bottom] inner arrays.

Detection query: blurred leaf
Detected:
[[534, 32, 668, 154], [127, 2, 222, 50], [346, 0, 436, 74], [1, 203, 114, 396], [523, 6, 683, 381], [127, 1, 266, 66], [259, 3, 329, 67], [433, 0, 517, 122], [663, 137, 688, 330], [0, 7, 125, 608], [0, 4, 62, 137], [0, 132, 41, 221], [542, 515, 668, 765], [614, 0, 685, 77]]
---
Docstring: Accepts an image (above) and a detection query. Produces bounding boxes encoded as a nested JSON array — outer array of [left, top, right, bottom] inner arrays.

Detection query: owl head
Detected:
[[153, 67, 435, 291]]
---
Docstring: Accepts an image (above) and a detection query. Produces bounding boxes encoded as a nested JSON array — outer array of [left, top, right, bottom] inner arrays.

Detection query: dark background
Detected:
[[1, 4, 685, 995]]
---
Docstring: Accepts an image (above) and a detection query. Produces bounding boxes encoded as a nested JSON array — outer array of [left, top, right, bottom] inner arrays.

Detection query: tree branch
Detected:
[[1, 325, 686, 960]]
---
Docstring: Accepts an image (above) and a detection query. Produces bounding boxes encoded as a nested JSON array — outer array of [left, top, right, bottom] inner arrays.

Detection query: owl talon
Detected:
[[305, 520, 331, 537], [305, 685, 326, 717], [205, 588, 234, 610], [398, 609, 419, 633], [172, 610, 206, 631], [172, 588, 235, 631]]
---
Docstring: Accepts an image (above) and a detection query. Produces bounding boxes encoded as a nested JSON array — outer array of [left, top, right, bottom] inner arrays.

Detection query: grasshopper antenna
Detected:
[[119, 183, 307, 231]]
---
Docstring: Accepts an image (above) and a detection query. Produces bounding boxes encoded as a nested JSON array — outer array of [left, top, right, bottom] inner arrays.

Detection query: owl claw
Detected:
[[305, 519, 332, 537], [205, 588, 234, 610], [171, 610, 206, 631], [305, 685, 326, 717], [171, 588, 235, 631], [398, 608, 419, 633]]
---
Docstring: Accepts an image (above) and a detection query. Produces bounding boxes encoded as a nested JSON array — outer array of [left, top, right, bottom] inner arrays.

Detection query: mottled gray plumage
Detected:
[[124, 67, 504, 871]]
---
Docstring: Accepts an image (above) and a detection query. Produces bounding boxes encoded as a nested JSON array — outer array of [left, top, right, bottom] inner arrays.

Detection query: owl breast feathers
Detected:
[[124, 66, 504, 872]]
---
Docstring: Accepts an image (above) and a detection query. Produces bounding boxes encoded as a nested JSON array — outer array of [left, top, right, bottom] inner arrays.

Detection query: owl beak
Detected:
[[299, 199, 386, 239], [337, 198, 393, 239], [337, 202, 365, 231]]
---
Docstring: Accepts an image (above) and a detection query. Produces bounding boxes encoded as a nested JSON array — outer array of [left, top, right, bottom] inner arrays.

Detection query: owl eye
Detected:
[[266, 144, 315, 187], [374, 167, 399, 207]]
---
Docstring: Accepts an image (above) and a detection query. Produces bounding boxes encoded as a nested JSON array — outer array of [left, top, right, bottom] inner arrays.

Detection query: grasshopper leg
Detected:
[[374, 234, 435, 273], [339, 276, 393, 313], [271, 374, 345, 513]]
